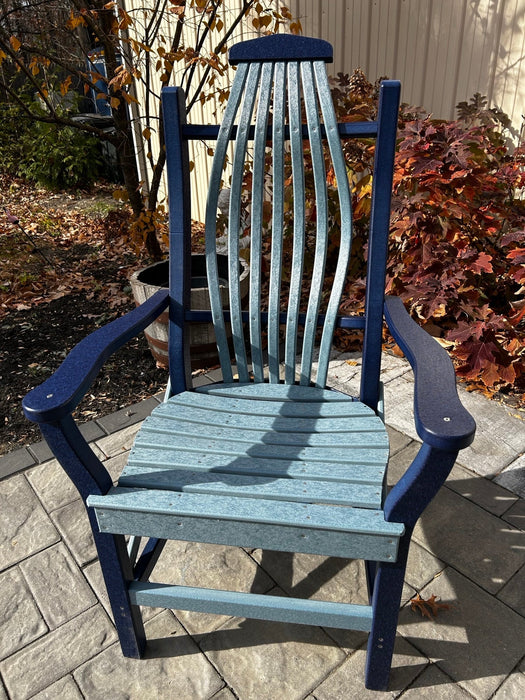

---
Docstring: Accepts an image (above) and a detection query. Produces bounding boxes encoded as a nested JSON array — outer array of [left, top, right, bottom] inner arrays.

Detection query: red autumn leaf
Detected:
[[410, 593, 451, 619]]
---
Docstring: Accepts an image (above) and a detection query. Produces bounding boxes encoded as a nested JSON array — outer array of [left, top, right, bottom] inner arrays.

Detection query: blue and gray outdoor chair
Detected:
[[23, 34, 476, 690]]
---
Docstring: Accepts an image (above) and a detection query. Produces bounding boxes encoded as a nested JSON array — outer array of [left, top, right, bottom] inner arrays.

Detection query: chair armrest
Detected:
[[23, 290, 169, 424], [383, 296, 476, 451]]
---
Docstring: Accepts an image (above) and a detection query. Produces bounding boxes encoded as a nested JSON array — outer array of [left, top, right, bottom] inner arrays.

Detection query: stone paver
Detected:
[[209, 687, 236, 699], [200, 610, 346, 700], [74, 611, 223, 700], [0, 448, 35, 480], [31, 675, 83, 700], [312, 637, 426, 699], [50, 499, 96, 567], [397, 567, 525, 700], [446, 462, 518, 516], [456, 392, 525, 478], [26, 458, 79, 513], [250, 550, 371, 649], [19, 543, 96, 629], [0, 474, 59, 572], [496, 562, 525, 617], [399, 664, 472, 698], [95, 395, 161, 434], [492, 671, 525, 699], [412, 486, 525, 594], [404, 541, 445, 592], [94, 423, 142, 459], [494, 452, 525, 499], [502, 497, 525, 530], [0, 606, 116, 699], [0, 568, 47, 661]]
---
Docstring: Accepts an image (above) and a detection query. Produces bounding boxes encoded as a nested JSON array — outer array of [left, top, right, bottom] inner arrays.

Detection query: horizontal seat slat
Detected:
[[133, 431, 388, 462], [125, 449, 386, 484], [147, 407, 382, 434], [90, 488, 402, 535], [167, 390, 369, 417], [139, 416, 386, 444], [129, 581, 374, 631], [118, 467, 383, 508], [88, 489, 403, 561], [195, 383, 355, 402]]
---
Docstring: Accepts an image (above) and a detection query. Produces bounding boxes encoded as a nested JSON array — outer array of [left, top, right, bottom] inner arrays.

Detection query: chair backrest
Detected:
[[162, 34, 400, 411]]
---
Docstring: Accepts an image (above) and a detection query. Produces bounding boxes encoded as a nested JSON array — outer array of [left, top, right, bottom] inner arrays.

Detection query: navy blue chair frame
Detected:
[[23, 35, 476, 691]]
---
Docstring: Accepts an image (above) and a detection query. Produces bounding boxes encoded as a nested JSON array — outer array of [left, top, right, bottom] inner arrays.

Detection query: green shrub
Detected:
[[17, 120, 103, 189], [0, 98, 103, 189]]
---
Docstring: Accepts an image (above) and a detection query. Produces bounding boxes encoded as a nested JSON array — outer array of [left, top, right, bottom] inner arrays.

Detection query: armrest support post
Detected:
[[40, 416, 112, 500], [384, 442, 458, 527]]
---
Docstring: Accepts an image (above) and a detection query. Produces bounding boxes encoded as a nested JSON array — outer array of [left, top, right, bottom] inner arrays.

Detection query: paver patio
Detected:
[[1, 354, 524, 699]]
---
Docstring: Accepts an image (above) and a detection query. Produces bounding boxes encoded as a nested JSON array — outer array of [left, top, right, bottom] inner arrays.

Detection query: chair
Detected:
[[23, 34, 476, 691]]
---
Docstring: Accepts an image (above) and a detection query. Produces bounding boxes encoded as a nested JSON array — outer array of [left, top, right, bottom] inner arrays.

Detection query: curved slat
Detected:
[[299, 61, 329, 385], [268, 62, 287, 383], [284, 61, 306, 384], [119, 468, 381, 508], [250, 61, 274, 382], [229, 62, 262, 382], [121, 451, 385, 484], [90, 488, 403, 537], [162, 391, 369, 417], [195, 382, 356, 401], [142, 409, 384, 435], [312, 60, 354, 388], [204, 62, 249, 382]]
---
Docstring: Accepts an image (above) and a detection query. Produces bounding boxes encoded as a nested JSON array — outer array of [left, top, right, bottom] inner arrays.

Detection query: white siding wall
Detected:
[[126, 0, 525, 221], [290, 0, 525, 135]]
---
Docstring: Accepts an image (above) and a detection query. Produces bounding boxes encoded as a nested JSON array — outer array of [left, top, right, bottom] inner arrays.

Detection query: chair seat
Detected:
[[88, 384, 404, 562]]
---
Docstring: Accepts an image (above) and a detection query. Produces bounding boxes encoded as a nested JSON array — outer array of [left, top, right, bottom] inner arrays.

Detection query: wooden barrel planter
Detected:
[[130, 254, 249, 370]]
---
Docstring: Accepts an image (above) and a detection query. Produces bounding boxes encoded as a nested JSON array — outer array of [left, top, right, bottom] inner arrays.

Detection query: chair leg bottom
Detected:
[[92, 526, 147, 659], [364, 542, 410, 690]]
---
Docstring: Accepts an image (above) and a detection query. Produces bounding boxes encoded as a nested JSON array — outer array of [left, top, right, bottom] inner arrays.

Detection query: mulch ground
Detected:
[[0, 175, 168, 455]]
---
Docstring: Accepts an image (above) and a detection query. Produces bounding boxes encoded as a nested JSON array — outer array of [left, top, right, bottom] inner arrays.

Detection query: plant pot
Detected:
[[129, 254, 249, 369]]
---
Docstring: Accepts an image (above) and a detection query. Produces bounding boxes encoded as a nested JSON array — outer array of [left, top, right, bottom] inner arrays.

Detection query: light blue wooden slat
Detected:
[[312, 60, 354, 388], [136, 422, 388, 449], [250, 61, 274, 383], [165, 390, 371, 417], [268, 61, 287, 384], [205, 62, 250, 382], [90, 502, 400, 561], [124, 450, 386, 484], [131, 433, 387, 464], [285, 61, 306, 384], [128, 581, 374, 631], [92, 489, 403, 535], [228, 62, 262, 382], [145, 406, 384, 434], [299, 61, 329, 386], [140, 416, 385, 440], [88, 488, 404, 560], [195, 382, 355, 401], [118, 467, 382, 508]]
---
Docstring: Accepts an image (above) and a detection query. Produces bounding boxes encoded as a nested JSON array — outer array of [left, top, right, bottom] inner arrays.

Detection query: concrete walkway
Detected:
[[1, 354, 524, 699]]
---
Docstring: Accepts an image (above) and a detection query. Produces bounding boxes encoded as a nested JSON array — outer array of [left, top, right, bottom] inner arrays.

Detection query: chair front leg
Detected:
[[39, 418, 146, 658], [364, 531, 412, 690], [92, 524, 147, 658], [365, 443, 459, 689]]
